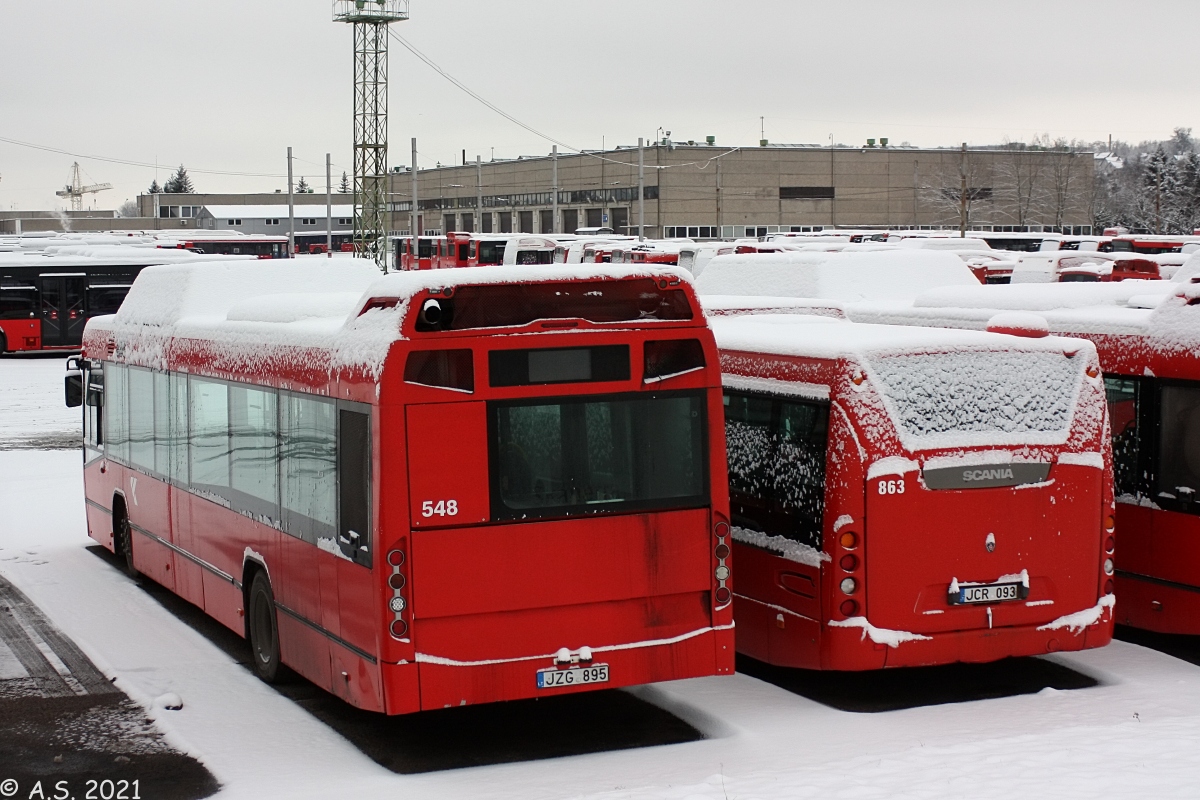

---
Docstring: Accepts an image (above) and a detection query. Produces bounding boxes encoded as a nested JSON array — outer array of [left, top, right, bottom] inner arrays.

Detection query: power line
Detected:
[[388, 30, 743, 172], [0, 134, 288, 179]]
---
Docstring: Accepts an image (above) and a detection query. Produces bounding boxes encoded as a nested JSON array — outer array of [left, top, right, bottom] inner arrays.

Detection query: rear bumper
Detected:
[[824, 609, 1114, 670], [382, 625, 735, 714]]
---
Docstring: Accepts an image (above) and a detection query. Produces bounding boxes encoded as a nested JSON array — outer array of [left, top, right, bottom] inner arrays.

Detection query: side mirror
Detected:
[[65, 372, 84, 408]]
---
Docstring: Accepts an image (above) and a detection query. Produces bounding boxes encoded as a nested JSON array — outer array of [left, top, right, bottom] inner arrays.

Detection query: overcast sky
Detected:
[[1, 0, 1196, 211]]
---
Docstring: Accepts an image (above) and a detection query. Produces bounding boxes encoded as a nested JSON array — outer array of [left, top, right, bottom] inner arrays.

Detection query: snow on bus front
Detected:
[[852, 337, 1113, 654]]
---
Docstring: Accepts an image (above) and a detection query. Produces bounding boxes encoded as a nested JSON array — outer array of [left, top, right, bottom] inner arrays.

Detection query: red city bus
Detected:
[[163, 236, 290, 259], [1111, 234, 1200, 255], [67, 259, 734, 713], [393, 236, 438, 270], [1, 251, 248, 353], [842, 277, 1200, 635], [710, 314, 1115, 669]]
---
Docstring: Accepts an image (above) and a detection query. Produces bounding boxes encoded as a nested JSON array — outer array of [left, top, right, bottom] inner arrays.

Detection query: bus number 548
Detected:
[[422, 500, 459, 517], [878, 479, 905, 495]]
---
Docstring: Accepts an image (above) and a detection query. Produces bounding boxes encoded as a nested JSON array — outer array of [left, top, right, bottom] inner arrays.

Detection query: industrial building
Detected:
[[389, 142, 1097, 238]]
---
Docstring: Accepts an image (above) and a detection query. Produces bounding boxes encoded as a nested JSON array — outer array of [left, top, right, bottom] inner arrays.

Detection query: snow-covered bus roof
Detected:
[[695, 250, 979, 305], [712, 314, 1098, 453], [86, 259, 696, 379]]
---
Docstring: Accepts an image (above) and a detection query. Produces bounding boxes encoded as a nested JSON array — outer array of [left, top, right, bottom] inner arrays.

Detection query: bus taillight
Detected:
[[840, 554, 858, 572], [714, 520, 731, 607], [840, 599, 859, 617], [839, 531, 858, 549], [388, 543, 409, 640]]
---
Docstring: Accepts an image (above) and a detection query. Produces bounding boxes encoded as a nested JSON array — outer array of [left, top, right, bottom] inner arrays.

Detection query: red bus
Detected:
[[161, 236, 290, 259], [710, 314, 1115, 668], [393, 236, 442, 270], [1110, 234, 1200, 255], [842, 278, 1200, 635], [1, 251, 248, 353], [67, 260, 734, 712]]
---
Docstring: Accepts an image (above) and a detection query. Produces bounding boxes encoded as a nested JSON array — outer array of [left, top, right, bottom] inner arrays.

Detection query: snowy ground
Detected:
[[0, 354, 80, 450], [4, 359, 1200, 798]]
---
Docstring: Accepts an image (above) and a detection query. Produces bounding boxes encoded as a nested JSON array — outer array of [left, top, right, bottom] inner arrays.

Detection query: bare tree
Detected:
[[920, 144, 995, 234], [1042, 138, 1086, 230], [993, 143, 1048, 228], [115, 200, 139, 218]]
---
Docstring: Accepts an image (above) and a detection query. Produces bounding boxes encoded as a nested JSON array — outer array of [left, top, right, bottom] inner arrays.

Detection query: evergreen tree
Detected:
[[1141, 146, 1172, 234], [297, 176, 311, 194], [339, 171, 351, 194], [148, 179, 161, 194], [163, 164, 194, 194]]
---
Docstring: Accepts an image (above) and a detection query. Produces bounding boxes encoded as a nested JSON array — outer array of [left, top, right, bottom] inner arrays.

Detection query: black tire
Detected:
[[0, 331, 7, 354], [248, 571, 283, 683], [115, 512, 139, 579]]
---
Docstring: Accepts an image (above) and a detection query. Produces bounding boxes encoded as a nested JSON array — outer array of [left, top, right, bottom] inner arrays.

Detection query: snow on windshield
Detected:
[[865, 349, 1085, 451]]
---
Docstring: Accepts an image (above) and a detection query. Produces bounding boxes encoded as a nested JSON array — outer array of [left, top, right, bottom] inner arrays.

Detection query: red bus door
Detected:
[[40, 274, 87, 348]]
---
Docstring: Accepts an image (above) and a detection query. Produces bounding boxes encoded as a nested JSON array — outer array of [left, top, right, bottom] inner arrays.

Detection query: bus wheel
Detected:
[[248, 571, 282, 683], [114, 510, 139, 579], [0, 331, 7, 354]]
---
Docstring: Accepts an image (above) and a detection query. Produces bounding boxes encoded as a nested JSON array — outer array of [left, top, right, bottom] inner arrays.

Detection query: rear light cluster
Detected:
[[387, 541, 409, 640], [1103, 512, 1116, 595], [837, 529, 860, 618], [714, 521, 732, 606]]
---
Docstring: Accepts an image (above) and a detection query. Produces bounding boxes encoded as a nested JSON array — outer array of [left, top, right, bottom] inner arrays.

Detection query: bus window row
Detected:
[[98, 363, 372, 566]]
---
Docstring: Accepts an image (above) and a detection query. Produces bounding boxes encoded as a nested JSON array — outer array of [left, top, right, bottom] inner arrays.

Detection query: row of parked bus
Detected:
[[64, 246, 1132, 715], [0, 232, 293, 354]]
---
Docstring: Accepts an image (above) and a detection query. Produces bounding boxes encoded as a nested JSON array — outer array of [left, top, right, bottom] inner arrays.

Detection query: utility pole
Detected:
[[476, 155, 483, 234], [551, 145, 559, 234], [959, 143, 968, 238], [638, 137, 645, 241], [287, 146, 296, 257], [716, 156, 722, 235], [411, 137, 419, 239], [326, 153, 333, 259]]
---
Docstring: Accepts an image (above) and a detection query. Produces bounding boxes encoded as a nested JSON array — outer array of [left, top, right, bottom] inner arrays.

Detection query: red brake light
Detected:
[[715, 543, 730, 560], [388, 572, 406, 590], [840, 554, 858, 572], [387, 549, 405, 567], [839, 599, 859, 617], [715, 587, 731, 604], [390, 619, 408, 638], [1104, 579, 1114, 595]]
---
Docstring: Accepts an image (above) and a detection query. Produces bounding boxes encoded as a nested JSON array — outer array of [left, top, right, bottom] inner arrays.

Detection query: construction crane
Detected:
[[55, 162, 112, 212]]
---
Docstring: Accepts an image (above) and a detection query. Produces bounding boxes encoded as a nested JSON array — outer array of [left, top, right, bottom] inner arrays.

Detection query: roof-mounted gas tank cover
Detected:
[[412, 277, 695, 333]]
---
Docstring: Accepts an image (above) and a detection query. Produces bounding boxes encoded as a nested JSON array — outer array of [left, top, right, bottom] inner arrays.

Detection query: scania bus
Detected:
[[840, 272, 1200, 635], [710, 314, 1115, 668], [67, 259, 734, 713]]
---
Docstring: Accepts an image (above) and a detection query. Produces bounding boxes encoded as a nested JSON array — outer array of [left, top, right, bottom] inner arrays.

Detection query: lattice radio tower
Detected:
[[333, 0, 410, 270]]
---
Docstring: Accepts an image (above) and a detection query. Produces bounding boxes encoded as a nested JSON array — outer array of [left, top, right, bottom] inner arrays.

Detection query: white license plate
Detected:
[[537, 663, 609, 689], [957, 583, 1021, 604]]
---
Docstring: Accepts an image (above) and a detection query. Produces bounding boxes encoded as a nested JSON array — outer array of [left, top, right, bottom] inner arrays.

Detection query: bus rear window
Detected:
[[490, 391, 707, 521], [866, 350, 1083, 449], [489, 346, 629, 387], [417, 280, 694, 332]]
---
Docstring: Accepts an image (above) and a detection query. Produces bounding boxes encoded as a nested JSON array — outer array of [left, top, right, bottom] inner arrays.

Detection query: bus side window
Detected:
[[105, 363, 129, 465], [1105, 376, 1141, 499], [1156, 383, 1200, 513], [775, 400, 829, 551], [724, 391, 775, 534], [338, 409, 372, 567], [85, 364, 104, 451]]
